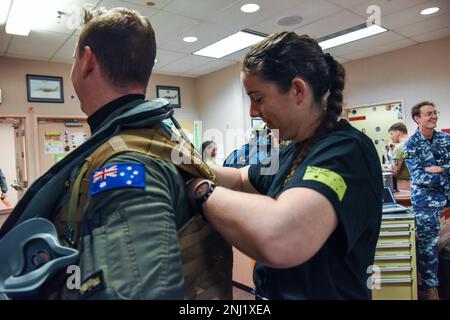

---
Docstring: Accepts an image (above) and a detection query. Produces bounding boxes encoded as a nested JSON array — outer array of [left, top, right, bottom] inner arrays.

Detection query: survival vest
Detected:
[[0, 99, 233, 300]]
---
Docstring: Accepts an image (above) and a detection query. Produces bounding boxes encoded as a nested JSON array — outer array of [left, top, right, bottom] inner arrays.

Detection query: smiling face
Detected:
[[241, 71, 319, 142], [415, 104, 438, 131]]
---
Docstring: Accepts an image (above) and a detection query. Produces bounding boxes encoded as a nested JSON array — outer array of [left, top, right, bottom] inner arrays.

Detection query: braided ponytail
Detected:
[[283, 53, 346, 185], [242, 32, 346, 184], [323, 53, 345, 132]]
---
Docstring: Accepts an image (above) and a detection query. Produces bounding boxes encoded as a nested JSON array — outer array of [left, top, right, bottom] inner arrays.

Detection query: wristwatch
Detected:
[[192, 180, 216, 219]]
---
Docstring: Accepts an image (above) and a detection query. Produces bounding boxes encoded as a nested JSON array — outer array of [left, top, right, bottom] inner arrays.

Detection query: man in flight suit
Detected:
[[0, 7, 231, 300]]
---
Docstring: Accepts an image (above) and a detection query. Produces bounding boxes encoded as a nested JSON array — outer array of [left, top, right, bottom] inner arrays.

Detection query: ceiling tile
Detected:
[[122, 0, 173, 10], [343, 38, 416, 60], [334, 55, 349, 63], [7, 31, 69, 59], [98, 0, 159, 17], [163, 0, 239, 21], [395, 11, 450, 37], [221, 48, 251, 63], [250, 0, 342, 35], [31, 0, 98, 35], [327, 0, 370, 9], [159, 22, 237, 54], [0, 26, 12, 54], [153, 49, 185, 69], [182, 60, 236, 77], [295, 10, 365, 39], [150, 10, 202, 47], [4, 53, 51, 62], [348, 0, 429, 17], [326, 31, 410, 56], [382, 0, 450, 30], [156, 54, 215, 74], [51, 34, 78, 62], [410, 26, 450, 42], [1, 0, 443, 77], [205, 0, 302, 30]]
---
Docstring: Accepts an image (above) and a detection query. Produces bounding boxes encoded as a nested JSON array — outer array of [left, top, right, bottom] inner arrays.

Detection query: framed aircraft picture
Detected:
[[156, 85, 181, 108], [26, 74, 64, 103]]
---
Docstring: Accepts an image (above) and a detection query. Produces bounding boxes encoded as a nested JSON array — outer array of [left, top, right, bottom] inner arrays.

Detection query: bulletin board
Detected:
[[36, 117, 90, 175], [345, 101, 405, 162]]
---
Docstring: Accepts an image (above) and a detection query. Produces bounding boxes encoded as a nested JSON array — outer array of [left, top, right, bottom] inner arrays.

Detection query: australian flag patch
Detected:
[[90, 163, 145, 196]]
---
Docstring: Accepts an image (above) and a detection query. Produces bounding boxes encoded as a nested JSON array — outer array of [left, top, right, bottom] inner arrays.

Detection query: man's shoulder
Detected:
[[392, 141, 405, 158], [101, 151, 183, 188], [108, 151, 179, 172], [405, 132, 421, 147], [436, 130, 450, 140]]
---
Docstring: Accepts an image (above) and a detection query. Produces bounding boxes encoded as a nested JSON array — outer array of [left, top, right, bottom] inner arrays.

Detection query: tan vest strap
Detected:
[[67, 160, 90, 242]]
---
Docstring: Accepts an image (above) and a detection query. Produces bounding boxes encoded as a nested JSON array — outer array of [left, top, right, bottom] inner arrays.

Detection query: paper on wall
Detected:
[[44, 131, 63, 154]]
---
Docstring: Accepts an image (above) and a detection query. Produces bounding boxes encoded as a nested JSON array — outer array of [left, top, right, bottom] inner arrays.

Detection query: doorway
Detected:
[[0, 116, 29, 214], [35, 117, 91, 176]]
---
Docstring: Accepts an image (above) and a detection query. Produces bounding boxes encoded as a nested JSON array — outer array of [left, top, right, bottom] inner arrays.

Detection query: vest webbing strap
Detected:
[[67, 125, 216, 238]]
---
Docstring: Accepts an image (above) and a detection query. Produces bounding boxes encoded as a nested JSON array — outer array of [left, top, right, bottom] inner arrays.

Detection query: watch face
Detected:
[[195, 182, 209, 198]]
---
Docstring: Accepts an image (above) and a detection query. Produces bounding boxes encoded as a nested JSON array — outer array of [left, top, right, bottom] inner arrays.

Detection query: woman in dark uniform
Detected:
[[188, 31, 383, 299]]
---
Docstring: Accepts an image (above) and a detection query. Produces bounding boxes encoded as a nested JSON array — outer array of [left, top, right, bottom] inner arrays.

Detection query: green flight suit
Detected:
[[77, 151, 191, 299]]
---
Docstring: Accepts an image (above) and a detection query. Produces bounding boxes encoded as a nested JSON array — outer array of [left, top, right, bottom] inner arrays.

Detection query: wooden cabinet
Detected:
[[372, 213, 418, 300]]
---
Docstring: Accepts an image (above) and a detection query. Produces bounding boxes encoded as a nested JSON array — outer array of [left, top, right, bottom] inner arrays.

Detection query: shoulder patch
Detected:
[[401, 151, 410, 160], [90, 163, 145, 196], [303, 166, 347, 201]]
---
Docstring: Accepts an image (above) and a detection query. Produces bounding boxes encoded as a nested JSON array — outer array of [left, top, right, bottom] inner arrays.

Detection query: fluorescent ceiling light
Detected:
[[6, 0, 59, 36], [183, 36, 198, 43], [0, 0, 12, 25], [6, 0, 32, 36], [420, 7, 440, 15], [319, 24, 388, 50], [194, 29, 266, 59], [241, 4, 260, 13]]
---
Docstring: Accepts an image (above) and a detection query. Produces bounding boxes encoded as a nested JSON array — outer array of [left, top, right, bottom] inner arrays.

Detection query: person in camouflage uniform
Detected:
[[403, 101, 450, 300]]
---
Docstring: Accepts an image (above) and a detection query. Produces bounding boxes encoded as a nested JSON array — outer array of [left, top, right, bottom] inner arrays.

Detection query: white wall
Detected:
[[0, 56, 199, 119], [196, 63, 248, 162], [0, 123, 18, 207], [344, 36, 450, 134], [0, 56, 199, 182], [196, 36, 450, 144]]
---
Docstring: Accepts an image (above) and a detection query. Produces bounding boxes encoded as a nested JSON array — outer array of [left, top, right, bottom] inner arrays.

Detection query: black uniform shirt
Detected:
[[248, 119, 383, 299]]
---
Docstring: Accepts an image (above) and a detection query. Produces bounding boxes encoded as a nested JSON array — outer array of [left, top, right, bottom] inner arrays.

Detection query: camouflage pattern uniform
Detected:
[[404, 129, 450, 288]]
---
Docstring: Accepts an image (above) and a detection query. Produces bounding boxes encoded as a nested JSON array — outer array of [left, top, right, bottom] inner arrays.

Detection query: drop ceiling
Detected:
[[1, 0, 449, 78]]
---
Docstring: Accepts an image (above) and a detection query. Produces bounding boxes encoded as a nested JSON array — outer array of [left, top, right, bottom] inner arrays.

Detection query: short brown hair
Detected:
[[78, 7, 156, 87], [388, 122, 408, 134], [411, 101, 435, 122]]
